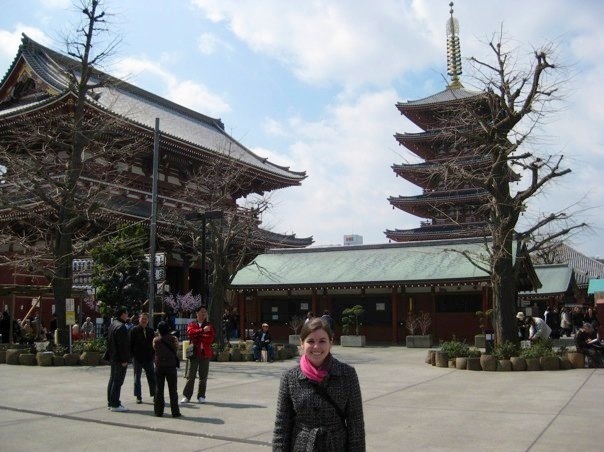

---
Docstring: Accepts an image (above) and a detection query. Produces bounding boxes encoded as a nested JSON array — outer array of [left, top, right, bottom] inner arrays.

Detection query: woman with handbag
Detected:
[[153, 321, 181, 418], [273, 318, 365, 451], [181, 306, 215, 404]]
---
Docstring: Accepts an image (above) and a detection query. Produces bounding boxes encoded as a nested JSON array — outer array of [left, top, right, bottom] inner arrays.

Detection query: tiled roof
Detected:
[[231, 238, 493, 289], [533, 243, 604, 288], [399, 86, 482, 107], [2, 34, 305, 183], [519, 264, 573, 296]]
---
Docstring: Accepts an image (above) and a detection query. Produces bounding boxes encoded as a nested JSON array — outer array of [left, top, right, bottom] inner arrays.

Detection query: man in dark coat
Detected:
[[252, 323, 275, 362], [106, 306, 131, 412], [129, 312, 156, 404]]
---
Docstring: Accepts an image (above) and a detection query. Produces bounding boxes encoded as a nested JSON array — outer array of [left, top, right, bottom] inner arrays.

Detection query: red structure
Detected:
[[0, 35, 311, 331]]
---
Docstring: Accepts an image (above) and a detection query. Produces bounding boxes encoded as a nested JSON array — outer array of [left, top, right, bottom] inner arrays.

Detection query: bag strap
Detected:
[[311, 383, 347, 427]]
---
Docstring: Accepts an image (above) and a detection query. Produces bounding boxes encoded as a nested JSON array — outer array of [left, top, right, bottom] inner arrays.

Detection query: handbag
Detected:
[[186, 343, 196, 359]]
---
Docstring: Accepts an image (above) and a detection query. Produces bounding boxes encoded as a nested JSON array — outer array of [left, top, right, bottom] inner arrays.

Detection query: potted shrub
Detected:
[[474, 309, 492, 348], [440, 340, 470, 369], [493, 341, 519, 372], [74, 338, 106, 366], [405, 312, 432, 348], [466, 347, 482, 370], [340, 305, 366, 347], [520, 345, 542, 371], [52, 344, 67, 366], [286, 315, 305, 345]]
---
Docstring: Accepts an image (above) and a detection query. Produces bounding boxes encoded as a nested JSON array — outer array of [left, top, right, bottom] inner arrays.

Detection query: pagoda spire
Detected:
[[446, 2, 463, 88]]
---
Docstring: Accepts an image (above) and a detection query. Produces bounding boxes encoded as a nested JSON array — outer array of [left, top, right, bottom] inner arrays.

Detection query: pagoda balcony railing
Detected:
[[390, 188, 488, 204]]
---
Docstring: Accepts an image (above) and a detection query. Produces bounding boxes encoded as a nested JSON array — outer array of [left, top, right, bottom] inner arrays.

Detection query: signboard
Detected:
[[66, 298, 75, 326]]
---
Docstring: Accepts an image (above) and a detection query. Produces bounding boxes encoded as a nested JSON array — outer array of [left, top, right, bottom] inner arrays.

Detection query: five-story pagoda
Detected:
[[386, 3, 490, 243]]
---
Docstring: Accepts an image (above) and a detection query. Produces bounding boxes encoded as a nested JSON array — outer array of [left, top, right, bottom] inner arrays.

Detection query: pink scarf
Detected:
[[299, 354, 329, 382]]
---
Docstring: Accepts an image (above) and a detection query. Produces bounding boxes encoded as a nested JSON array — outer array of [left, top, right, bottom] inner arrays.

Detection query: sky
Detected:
[[1, 0, 603, 257]]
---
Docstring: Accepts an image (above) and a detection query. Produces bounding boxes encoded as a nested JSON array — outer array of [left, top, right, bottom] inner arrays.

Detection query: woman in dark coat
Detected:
[[273, 318, 365, 451], [153, 321, 181, 417]]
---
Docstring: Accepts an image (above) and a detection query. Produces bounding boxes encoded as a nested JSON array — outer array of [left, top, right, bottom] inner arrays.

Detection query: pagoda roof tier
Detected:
[[384, 221, 488, 243], [396, 86, 484, 130], [394, 128, 483, 160], [0, 35, 306, 192], [388, 188, 489, 218], [392, 156, 492, 189]]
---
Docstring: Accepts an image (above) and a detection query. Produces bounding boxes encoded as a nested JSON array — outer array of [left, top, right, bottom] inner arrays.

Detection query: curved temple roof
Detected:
[[0, 34, 306, 185]]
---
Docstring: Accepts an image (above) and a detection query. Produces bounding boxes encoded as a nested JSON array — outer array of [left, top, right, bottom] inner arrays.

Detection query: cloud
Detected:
[[0, 25, 49, 59], [197, 32, 232, 55], [112, 56, 231, 116], [191, 0, 440, 89], [262, 89, 419, 245]]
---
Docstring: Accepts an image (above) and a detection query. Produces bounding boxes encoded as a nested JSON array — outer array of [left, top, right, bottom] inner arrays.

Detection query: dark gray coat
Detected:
[[273, 356, 365, 451]]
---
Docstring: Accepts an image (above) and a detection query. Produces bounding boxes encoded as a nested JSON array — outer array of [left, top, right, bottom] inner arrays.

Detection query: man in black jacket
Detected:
[[252, 323, 275, 362], [130, 312, 156, 404], [107, 306, 131, 412]]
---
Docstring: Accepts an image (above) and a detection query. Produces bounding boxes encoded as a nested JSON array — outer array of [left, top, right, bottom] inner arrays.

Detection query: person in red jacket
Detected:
[[181, 306, 215, 404]]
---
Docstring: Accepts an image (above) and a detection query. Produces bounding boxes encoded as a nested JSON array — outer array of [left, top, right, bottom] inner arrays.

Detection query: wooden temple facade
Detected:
[[0, 35, 311, 327]]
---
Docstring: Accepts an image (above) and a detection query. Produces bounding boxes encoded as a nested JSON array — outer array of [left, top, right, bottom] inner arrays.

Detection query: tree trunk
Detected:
[[491, 230, 519, 345]]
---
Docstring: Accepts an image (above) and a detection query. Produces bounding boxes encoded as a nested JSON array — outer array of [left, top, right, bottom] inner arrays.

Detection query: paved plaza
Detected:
[[1, 346, 603, 451]]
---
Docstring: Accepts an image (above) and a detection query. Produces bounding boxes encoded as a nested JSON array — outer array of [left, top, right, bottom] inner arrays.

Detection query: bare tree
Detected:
[[433, 33, 585, 343], [160, 143, 288, 349], [0, 0, 144, 345]]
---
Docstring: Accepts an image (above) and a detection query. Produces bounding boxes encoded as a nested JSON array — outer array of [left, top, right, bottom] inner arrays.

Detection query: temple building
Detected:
[[0, 35, 311, 326], [386, 4, 490, 243]]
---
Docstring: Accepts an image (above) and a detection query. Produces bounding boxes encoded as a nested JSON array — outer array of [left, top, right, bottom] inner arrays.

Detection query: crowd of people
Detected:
[[517, 305, 603, 368]]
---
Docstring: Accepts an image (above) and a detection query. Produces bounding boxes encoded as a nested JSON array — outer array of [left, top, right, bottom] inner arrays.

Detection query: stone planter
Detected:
[[510, 357, 526, 371], [448, 359, 456, 368], [406, 335, 432, 348], [19, 353, 37, 366], [63, 353, 80, 366], [435, 351, 448, 368], [0, 350, 6, 364], [80, 351, 101, 366], [559, 356, 572, 370], [455, 357, 468, 369], [467, 356, 482, 371], [540, 356, 560, 371], [6, 349, 22, 365], [474, 334, 486, 348], [525, 357, 541, 371], [566, 352, 585, 369], [340, 335, 366, 347], [217, 350, 230, 362], [288, 335, 301, 345], [36, 351, 54, 366], [497, 359, 512, 371], [230, 348, 242, 362], [480, 354, 497, 371], [53, 355, 65, 366]]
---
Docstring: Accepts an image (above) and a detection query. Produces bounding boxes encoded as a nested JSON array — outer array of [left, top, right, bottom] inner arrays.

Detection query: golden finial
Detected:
[[446, 2, 463, 88]]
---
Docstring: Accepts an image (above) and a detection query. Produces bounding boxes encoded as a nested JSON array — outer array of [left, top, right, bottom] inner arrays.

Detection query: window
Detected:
[[435, 293, 482, 313]]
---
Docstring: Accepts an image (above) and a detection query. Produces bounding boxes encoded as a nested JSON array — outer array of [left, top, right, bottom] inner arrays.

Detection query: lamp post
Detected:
[[185, 211, 223, 306]]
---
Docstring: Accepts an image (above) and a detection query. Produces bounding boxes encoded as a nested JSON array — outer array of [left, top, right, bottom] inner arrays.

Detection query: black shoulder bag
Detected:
[[311, 383, 347, 427]]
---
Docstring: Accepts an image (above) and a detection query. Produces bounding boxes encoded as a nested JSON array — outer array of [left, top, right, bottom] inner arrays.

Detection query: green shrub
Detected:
[[72, 338, 107, 353], [519, 339, 555, 359], [468, 347, 481, 357], [440, 340, 470, 359], [492, 341, 519, 360]]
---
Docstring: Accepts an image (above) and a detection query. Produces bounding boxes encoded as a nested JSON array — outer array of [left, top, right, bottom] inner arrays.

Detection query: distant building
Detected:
[[343, 235, 363, 246]]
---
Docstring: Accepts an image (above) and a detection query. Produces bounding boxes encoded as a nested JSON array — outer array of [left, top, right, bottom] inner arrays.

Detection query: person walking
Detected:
[[106, 306, 131, 412], [273, 317, 365, 451], [153, 321, 182, 417], [181, 306, 215, 405], [129, 312, 156, 404]]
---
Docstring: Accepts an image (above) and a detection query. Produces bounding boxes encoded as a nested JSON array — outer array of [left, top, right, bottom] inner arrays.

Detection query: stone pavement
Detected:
[[1, 346, 603, 451]]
